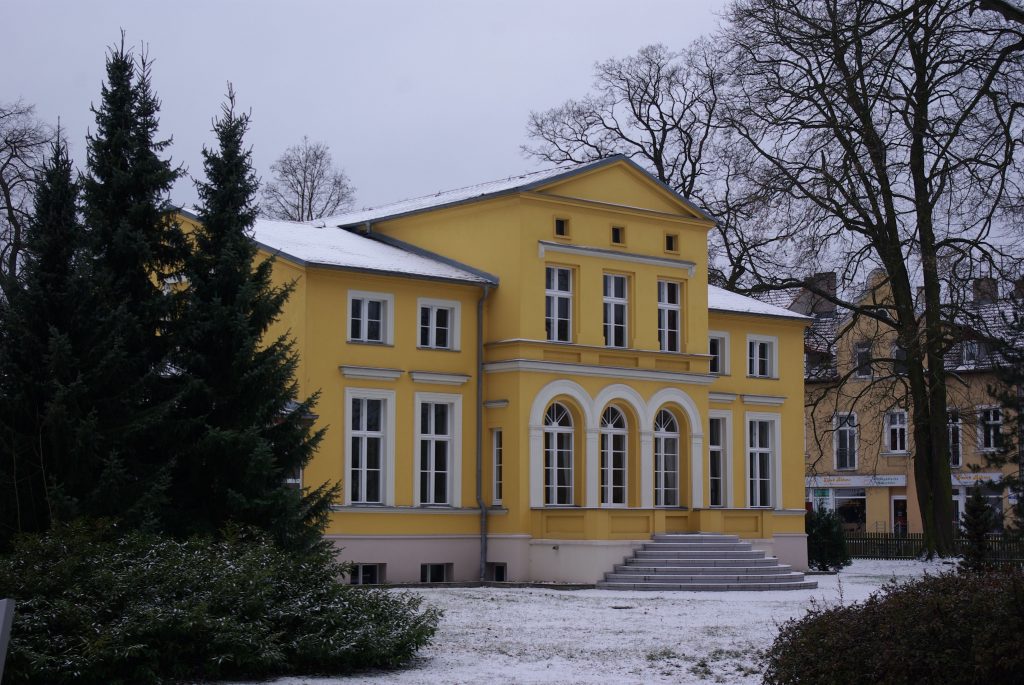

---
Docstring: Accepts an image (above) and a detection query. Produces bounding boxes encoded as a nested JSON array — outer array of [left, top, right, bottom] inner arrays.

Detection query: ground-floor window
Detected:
[[708, 417, 725, 507], [544, 402, 574, 505], [952, 486, 1004, 533], [600, 407, 628, 506], [654, 409, 680, 507], [418, 401, 452, 505], [748, 419, 773, 507], [350, 396, 385, 504], [834, 488, 867, 533]]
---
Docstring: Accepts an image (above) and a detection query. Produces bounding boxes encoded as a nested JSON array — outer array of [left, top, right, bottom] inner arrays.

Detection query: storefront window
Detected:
[[834, 488, 867, 533]]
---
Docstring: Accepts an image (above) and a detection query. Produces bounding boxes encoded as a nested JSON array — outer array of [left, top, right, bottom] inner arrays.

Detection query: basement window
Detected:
[[350, 563, 385, 585], [420, 563, 453, 583], [485, 562, 508, 582]]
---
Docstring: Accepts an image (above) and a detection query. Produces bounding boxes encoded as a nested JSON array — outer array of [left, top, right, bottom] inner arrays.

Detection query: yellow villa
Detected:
[[187, 156, 813, 584]]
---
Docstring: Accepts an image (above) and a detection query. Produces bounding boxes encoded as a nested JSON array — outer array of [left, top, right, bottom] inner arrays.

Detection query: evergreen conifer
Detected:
[[960, 485, 995, 573]]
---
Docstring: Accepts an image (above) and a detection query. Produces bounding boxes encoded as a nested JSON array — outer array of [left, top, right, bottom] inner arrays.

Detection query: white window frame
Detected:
[[977, 405, 1003, 452], [603, 273, 629, 348], [414, 392, 463, 507], [884, 410, 908, 454], [707, 414, 727, 508], [746, 334, 778, 379], [348, 290, 395, 345], [948, 409, 962, 468], [417, 297, 461, 351], [654, 409, 680, 507], [545, 266, 573, 343], [344, 388, 396, 506], [599, 406, 628, 506], [854, 342, 872, 379], [709, 410, 734, 508], [709, 331, 730, 375], [492, 428, 503, 505], [657, 280, 682, 353], [833, 413, 858, 470], [745, 413, 781, 509], [543, 402, 575, 506]]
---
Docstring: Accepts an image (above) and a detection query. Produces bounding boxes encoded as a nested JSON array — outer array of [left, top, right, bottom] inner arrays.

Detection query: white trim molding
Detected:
[[485, 359, 715, 385], [709, 392, 737, 404], [538, 240, 697, 276], [742, 394, 786, 406], [484, 399, 510, 409], [340, 365, 403, 381], [409, 371, 471, 386]]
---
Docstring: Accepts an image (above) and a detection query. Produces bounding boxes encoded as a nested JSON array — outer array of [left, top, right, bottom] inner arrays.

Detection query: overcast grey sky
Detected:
[[4, 0, 727, 209]]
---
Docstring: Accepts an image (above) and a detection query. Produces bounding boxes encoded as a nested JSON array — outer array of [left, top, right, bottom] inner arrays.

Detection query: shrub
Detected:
[[0, 521, 440, 684], [762, 569, 1024, 685], [805, 508, 851, 571]]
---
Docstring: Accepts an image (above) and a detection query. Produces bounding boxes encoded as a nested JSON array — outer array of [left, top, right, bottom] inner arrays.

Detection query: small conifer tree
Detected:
[[806, 508, 851, 571], [959, 485, 995, 573]]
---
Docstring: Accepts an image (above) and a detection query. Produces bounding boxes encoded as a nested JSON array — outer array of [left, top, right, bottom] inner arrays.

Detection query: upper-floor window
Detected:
[[854, 342, 872, 378], [747, 335, 777, 378], [657, 280, 681, 353], [611, 225, 626, 245], [893, 345, 908, 376], [664, 233, 679, 253], [418, 298, 460, 350], [554, 217, 570, 238], [545, 266, 572, 343], [492, 429, 503, 505], [885, 411, 908, 453], [834, 413, 857, 470], [948, 409, 962, 468], [349, 290, 394, 344], [603, 274, 628, 348], [979, 407, 1003, 451], [709, 332, 729, 374]]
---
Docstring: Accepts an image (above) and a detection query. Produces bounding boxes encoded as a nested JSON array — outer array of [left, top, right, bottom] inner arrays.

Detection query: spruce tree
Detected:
[[959, 486, 995, 573], [77, 40, 187, 527], [169, 89, 337, 552]]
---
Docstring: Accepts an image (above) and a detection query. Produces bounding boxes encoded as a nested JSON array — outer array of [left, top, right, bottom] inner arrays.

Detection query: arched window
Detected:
[[543, 402, 574, 505], [600, 406, 628, 506], [654, 409, 679, 507]]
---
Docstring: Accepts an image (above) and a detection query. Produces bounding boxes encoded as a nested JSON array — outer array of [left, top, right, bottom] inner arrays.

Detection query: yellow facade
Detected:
[[241, 157, 811, 582]]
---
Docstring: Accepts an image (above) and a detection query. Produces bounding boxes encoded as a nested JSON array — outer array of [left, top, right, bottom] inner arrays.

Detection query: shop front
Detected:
[[806, 474, 908, 534]]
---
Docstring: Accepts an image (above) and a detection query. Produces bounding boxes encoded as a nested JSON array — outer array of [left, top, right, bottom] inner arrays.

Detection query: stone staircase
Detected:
[[596, 532, 817, 591]]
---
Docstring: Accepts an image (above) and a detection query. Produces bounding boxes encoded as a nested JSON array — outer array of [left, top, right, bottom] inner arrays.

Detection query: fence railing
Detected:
[[844, 532, 1024, 564]]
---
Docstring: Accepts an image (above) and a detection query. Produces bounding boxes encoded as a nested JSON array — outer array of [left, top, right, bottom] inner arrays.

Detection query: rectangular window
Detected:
[[893, 345, 908, 376], [748, 336, 776, 378], [349, 563, 385, 585], [854, 342, 871, 378], [350, 397, 385, 504], [834, 413, 857, 470], [979, 407, 1003, 451], [283, 465, 301, 490], [348, 290, 393, 344], [492, 429, 503, 505], [603, 274, 628, 348], [418, 300, 457, 350], [657, 280, 681, 353], [420, 563, 453, 583], [665, 233, 679, 253], [948, 409, 962, 468], [885, 411, 908, 453], [709, 333, 728, 374], [748, 419, 773, 507], [545, 266, 572, 342], [554, 218, 569, 237], [709, 417, 724, 507], [611, 225, 625, 245], [418, 401, 452, 505]]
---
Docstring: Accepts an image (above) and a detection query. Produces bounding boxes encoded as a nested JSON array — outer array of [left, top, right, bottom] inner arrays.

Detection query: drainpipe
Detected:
[[477, 284, 492, 581]]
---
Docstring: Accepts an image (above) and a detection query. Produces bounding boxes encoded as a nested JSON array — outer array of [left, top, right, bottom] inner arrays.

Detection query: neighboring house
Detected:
[[774, 272, 1022, 535], [181, 156, 812, 582]]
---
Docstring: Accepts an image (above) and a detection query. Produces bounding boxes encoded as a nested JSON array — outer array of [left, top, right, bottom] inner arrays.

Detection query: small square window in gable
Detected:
[[665, 233, 679, 253], [554, 218, 570, 238], [611, 225, 626, 245]]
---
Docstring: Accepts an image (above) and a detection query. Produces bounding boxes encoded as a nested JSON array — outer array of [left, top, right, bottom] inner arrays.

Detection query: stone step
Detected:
[[642, 542, 753, 552], [634, 549, 766, 559], [652, 533, 740, 543], [603, 572, 808, 584], [595, 580, 819, 591], [614, 564, 793, 575], [624, 557, 780, 567]]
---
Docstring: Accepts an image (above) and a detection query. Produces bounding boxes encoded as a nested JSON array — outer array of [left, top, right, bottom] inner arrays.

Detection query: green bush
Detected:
[[805, 508, 851, 571], [762, 569, 1024, 684], [0, 521, 440, 684]]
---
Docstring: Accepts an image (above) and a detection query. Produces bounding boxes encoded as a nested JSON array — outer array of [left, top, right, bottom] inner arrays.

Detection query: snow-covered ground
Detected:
[[256, 559, 951, 685]]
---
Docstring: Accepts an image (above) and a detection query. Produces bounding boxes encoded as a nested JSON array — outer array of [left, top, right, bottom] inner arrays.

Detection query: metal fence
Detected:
[[844, 532, 1024, 564]]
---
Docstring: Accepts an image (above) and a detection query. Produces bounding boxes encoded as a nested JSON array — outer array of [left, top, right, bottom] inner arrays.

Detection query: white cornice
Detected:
[[483, 359, 715, 385], [742, 394, 787, 406], [339, 365, 403, 380], [484, 399, 510, 409], [537, 241, 696, 277], [409, 371, 471, 386], [709, 392, 738, 404]]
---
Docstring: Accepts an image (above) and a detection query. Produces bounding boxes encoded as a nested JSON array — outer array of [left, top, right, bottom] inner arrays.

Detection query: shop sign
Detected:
[[951, 472, 1002, 486], [805, 474, 907, 488]]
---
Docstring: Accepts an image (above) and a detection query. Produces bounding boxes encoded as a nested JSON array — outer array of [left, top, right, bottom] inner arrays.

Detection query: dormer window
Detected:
[[554, 218, 570, 238]]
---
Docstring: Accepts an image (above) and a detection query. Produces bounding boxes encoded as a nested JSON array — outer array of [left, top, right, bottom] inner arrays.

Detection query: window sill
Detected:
[[416, 346, 459, 352], [881, 451, 909, 457], [746, 375, 779, 380], [347, 339, 393, 347]]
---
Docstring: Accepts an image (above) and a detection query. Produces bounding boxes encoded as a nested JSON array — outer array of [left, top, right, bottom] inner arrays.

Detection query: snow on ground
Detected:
[[249, 559, 951, 685]]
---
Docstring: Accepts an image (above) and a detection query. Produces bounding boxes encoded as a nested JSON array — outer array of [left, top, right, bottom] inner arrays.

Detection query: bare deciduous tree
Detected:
[[0, 100, 50, 296], [723, 0, 1024, 555], [260, 136, 355, 222]]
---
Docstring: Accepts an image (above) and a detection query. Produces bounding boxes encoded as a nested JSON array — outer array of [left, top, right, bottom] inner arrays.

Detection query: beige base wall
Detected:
[[749, 533, 809, 572], [528, 539, 642, 583]]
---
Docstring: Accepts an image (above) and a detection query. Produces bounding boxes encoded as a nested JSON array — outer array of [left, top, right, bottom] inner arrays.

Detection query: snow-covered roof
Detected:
[[708, 285, 811, 321], [250, 218, 496, 285], [318, 155, 714, 228]]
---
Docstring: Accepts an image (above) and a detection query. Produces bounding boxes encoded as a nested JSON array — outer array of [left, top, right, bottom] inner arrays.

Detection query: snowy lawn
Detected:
[[245, 559, 951, 685]]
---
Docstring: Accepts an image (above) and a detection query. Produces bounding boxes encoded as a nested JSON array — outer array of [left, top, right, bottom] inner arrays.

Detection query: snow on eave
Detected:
[[250, 218, 495, 286], [708, 285, 811, 321]]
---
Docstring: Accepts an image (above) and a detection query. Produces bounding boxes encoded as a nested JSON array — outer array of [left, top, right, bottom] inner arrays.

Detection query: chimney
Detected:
[[806, 272, 837, 314], [973, 277, 998, 304]]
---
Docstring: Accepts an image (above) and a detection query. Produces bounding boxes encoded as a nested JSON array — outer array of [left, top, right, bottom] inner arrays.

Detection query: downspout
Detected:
[[476, 283, 492, 581]]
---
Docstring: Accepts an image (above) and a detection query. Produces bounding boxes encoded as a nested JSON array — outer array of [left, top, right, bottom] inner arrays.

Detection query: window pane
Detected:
[[366, 399, 381, 432], [435, 404, 449, 434], [557, 268, 570, 291], [366, 438, 380, 468], [368, 319, 381, 341], [351, 437, 362, 468]]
